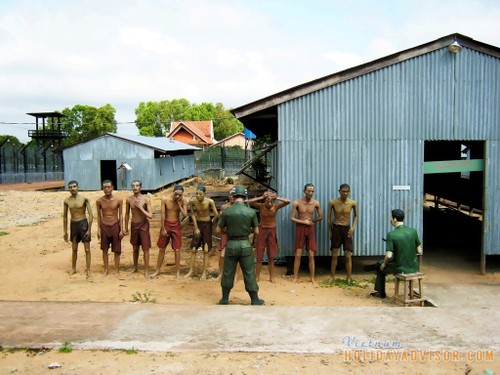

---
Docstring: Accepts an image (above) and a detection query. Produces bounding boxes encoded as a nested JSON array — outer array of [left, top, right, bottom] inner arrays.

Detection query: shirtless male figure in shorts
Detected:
[[327, 183, 358, 283], [124, 180, 153, 279], [96, 180, 124, 277], [63, 180, 93, 278], [152, 185, 188, 279], [290, 183, 323, 284], [248, 190, 290, 282], [185, 185, 219, 280]]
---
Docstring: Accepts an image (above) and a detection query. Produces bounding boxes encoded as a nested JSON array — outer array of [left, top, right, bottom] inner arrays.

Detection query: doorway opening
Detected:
[[100, 160, 117, 189], [423, 141, 484, 272]]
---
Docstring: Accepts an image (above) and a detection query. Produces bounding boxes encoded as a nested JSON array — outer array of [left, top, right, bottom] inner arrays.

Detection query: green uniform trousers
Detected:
[[222, 239, 258, 292]]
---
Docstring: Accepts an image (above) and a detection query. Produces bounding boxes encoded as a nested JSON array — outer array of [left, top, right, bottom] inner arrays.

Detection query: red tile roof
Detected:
[[167, 120, 215, 145]]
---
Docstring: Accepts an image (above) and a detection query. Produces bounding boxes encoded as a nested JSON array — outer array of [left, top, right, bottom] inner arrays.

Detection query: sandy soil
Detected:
[[0, 180, 498, 374]]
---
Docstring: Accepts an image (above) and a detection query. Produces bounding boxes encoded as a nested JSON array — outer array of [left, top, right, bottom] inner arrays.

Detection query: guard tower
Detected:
[[27, 111, 66, 173]]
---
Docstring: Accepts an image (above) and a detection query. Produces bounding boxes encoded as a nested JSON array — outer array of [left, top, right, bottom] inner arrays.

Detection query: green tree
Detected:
[[0, 135, 24, 148], [134, 99, 243, 140], [135, 99, 192, 136], [212, 102, 243, 141], [61, 104, 117, 145]]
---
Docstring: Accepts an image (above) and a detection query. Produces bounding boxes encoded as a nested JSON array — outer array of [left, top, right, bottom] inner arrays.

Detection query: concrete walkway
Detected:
[[0, 296, 498, 353]]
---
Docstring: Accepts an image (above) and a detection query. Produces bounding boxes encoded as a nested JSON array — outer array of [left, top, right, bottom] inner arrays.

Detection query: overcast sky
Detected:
[[1, 0, 499, 142]]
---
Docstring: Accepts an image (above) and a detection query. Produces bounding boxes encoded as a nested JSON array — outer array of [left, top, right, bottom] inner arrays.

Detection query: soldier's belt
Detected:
[[228, 236, 249, 240]]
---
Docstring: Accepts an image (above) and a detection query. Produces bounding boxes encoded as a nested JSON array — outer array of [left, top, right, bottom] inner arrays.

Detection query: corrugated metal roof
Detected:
[[56, 133, 200, 152], [110, 133, 200, 152]]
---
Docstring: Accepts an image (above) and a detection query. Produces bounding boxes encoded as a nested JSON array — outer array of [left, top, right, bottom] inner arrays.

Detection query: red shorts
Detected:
[[294, 224, 316, 252], [100, 222, 122, 254], [157, 220, 182, 250], [219, 233, 228, 250], [256, 225, 278, 262], [130, 219, 151, 251]]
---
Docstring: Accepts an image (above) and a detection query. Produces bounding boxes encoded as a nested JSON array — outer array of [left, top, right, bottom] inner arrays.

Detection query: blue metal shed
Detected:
[[61, 133, 199, 191], [232, 33, 500, 273]]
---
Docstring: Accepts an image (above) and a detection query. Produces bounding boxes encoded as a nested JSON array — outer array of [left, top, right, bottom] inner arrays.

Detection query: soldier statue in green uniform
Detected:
[[216, 185, 264, 305], [364, 209, 422, 298]]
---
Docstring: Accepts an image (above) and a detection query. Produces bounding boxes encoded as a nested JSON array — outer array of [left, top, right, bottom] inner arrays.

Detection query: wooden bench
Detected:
[[394, 272, 426, 306]]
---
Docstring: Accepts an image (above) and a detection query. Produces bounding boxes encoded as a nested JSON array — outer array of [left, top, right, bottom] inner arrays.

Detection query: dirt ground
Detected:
[[0, 179, 498, 374]]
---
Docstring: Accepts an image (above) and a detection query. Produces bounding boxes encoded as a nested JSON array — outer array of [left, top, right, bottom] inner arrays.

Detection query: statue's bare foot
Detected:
[[269, 278, 276, 283], [86, 270, 93, 279], [328, 276, 335, 282], [69, 269, 77, 276], [175, 273, 181, 280], [293, 278, 298, 283], [151, 271, 160, 278], [128, 269, 139, 276], [200, 273, 207, 281], [346, 278, 353, 284], [310, 279, 318, 285], [184, 272, 193, 279], [144, 273, 151, 280], [103, 270, 109, 277]]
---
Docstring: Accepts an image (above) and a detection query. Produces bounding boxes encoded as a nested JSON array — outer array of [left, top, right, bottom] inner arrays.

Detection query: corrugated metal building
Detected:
[[62, 133, 199, 191], [232, 33, 500, 273]]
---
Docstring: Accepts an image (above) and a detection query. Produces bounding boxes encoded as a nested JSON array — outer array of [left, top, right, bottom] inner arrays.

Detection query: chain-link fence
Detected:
[[194, 147, 246, 177], [0, 145, 63, 183]]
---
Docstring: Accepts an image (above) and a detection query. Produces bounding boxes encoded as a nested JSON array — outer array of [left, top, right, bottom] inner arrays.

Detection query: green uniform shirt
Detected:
[[385, 225, 420, 274], [218, 201, 258, 238]]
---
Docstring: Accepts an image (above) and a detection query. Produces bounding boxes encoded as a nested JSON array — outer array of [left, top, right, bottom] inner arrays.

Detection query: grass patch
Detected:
[[319, 278, 370, 289], [0, 231, 8, 236], [359, 276, 395, 284], [129, 292, 156, 303], [124, 347, 138, 355], [58, 341, 72, 353]]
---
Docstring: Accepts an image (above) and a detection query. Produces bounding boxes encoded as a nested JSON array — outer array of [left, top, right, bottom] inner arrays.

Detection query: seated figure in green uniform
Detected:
[[364, 209, 422, 298]]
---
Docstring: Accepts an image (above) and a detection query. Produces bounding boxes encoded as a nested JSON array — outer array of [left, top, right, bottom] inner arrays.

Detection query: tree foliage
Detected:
[[134, 99, 243, 140], [0, 135, 24, 148], [60, 104, 117, 145]]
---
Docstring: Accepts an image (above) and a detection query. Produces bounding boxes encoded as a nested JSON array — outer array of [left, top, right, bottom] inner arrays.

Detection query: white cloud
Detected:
[[323, 51, 365, 70], [0, 0, 500, 143]]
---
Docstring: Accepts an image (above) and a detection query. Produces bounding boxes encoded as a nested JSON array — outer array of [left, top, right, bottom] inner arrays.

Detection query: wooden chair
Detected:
[[394, 272, 425, 306]]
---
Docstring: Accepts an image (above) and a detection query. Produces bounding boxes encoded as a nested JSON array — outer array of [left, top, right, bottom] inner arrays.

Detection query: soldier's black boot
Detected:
[[249, 291, 265, 306], [219, 287, 231, 305]]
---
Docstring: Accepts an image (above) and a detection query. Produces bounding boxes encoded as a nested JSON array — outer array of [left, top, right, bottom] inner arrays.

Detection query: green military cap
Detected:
[[232, 185, 247, 198]]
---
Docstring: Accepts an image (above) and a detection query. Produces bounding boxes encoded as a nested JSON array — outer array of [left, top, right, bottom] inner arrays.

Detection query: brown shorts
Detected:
[[70, 219, 90, 244], [256, 225, 278, 262], [157, 220, 182, 250], [330, 224, 353, 252], [190, 221, 213, 251], [294, 223, 317, 252], [130, 219, 151, 251], [100, 222, 122, 254]]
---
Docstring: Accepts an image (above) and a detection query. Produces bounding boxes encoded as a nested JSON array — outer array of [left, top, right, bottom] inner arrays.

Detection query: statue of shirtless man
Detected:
[[327, 183, 358, 283], [248, 190, 290, 282], [124, 180, 153, 279], [152, 185, 188, 279], [290, 183, 323, 284], [63, 180, 93, 278], [185, 185, 219, 280], [96, 180, 124, 277]]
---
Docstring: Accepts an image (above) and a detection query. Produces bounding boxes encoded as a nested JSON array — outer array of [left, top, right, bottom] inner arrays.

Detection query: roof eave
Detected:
[[232, 33, 500, 119]]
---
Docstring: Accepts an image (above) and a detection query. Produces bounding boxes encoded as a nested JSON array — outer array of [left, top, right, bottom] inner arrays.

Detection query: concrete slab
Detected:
[[0, 301, 498, 353]]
